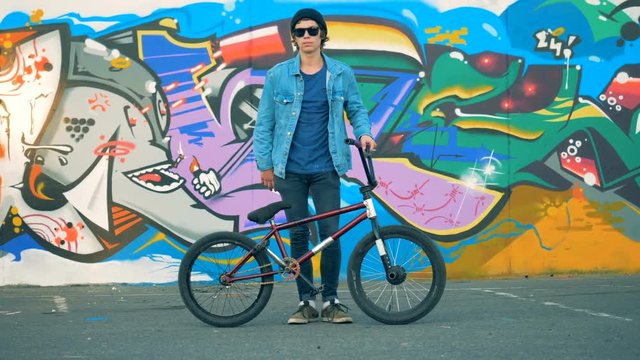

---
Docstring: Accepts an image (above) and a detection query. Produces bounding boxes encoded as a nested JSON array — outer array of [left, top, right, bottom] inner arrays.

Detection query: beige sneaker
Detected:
[[288, 301, 319, 324], [321, 300, 352, 323]]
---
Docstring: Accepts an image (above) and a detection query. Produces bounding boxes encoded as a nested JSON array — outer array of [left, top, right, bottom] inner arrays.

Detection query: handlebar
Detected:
[[345, 138, 377, 191]]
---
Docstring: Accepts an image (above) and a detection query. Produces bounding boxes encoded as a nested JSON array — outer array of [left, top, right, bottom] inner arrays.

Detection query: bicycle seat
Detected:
[[247, 201, 291, 224]]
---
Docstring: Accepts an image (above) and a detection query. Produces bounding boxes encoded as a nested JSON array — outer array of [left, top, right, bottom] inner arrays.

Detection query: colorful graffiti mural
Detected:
[[1, 0, 639, 285]]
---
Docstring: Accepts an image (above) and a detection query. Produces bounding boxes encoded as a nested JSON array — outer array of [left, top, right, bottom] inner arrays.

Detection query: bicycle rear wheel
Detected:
[[178, 232, 273, 327], [347, 225, 446, 324]]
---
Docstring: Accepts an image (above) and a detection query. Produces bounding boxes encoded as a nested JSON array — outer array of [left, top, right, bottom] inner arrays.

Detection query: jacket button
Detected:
[[292, 111, 296, 115]]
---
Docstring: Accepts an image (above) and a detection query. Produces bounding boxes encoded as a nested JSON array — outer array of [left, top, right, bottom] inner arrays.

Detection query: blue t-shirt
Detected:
[[286, 63, 333, 174]]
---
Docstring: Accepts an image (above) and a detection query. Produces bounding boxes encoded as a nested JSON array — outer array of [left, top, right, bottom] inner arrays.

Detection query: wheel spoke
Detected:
[[179, 233, 274, 326], [349, 226, 445, 324]]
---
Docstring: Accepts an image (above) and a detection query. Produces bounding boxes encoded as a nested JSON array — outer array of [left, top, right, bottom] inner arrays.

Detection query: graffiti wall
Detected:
[[1, 0, 639, 285]]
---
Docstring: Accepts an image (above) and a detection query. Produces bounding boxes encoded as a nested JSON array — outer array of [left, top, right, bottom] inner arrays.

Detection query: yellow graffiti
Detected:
[[553, 99, 575, 109], [425, 26, 442, 34], [418, 85, 494, 114], [430, 109, 446, 118], [35, 182, 53, 201], [446, 186, 640, 278], [111, 56, 132, 69], [327, 21, 423, 64], [11, 216, 22, 227], [26, 9, 44, 27], [134, 232, 186, 254], [158, 18, 179, 30], [453, 119, 544, 140], [426, 26, 468, 47], [551, 27, 565, 37]]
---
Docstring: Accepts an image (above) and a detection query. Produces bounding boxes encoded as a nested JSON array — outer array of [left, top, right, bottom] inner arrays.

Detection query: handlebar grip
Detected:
[[345, 138, 372, 155]]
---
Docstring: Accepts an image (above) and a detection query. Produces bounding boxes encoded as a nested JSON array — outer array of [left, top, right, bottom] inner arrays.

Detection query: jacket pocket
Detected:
[[274, 93, 294, 104], [274, 93, 294, 120]]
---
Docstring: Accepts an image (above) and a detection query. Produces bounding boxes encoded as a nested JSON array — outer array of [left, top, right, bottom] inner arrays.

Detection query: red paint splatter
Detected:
[[390, 134, 404, 144], [88, 93, 111, 112]]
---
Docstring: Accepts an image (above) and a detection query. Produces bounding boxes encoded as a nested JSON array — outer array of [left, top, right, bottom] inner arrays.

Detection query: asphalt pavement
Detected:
[[1, 275, 639, 360]]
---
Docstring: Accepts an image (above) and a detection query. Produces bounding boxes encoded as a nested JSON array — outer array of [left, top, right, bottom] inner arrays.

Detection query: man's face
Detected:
[[293, 19, 322, 54]]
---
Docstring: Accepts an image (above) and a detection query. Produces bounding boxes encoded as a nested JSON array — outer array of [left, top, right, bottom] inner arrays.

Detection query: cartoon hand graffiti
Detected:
[[192, 168, 221, 199]]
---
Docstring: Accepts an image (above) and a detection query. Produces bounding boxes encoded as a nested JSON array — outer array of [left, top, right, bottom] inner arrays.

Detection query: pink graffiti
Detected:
[[389, 180, 430, 200], [93, 140, 135, 163]]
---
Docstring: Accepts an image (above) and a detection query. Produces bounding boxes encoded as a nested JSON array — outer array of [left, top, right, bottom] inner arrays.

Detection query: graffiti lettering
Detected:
[[534, 29, 581, 59]]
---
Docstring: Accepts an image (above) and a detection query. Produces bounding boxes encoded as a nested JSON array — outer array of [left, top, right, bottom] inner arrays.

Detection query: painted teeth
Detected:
[[126, 163, 185, 193]]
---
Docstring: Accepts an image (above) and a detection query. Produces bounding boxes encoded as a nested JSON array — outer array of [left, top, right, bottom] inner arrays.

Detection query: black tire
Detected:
[[178, 232, 274, 327], [347, 225, 446, 324]]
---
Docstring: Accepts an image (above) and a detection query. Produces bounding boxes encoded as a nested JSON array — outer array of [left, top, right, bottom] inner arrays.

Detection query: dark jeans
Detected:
[[274, 170, 341, 302]]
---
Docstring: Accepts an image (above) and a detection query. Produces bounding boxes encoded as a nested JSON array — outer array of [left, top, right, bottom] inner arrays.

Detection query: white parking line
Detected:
[[542, 301, 632, 322], [53, 296, 69, 313], [478, 289, 632, 322], [0, 310, 22, 315]]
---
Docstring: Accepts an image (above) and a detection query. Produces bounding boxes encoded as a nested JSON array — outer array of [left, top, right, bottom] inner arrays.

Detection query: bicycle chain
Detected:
[[223, 260, 296, 286]]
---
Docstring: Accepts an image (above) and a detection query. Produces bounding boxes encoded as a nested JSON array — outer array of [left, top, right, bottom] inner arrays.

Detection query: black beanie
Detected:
[[290, 8, 327, 35]]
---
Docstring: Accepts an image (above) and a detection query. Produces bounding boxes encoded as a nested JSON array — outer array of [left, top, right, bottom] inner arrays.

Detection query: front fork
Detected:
[[364, 198, 402, 284]]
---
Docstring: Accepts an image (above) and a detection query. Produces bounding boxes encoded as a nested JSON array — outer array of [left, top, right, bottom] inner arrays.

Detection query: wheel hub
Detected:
[[387, 265, 407, 285], [219, 274, 231, 286]]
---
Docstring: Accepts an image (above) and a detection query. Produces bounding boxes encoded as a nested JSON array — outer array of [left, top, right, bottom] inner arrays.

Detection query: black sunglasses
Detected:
[[293, 27, 320, 38]]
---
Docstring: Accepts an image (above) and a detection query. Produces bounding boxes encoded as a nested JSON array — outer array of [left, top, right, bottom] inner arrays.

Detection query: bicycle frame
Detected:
[[222, 139, 395, 285]]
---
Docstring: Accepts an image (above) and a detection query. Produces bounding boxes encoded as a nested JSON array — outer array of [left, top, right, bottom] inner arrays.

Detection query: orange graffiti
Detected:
[[0, 31, 35, 49], [572, 182, 587, 203], [189, 156, 201, 173], [53, 221, 84, 252], [28, 164, 53, 201], [29, 9, 44, 25]]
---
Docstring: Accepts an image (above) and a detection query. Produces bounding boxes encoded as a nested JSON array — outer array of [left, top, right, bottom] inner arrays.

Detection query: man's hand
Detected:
[[192, 168, 221, 199], [261, 169, 275, 190], [360, 135, 377, 152]]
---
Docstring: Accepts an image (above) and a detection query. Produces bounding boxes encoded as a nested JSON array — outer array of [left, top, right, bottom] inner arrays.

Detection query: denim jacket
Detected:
[[254, 53, 372, 178]]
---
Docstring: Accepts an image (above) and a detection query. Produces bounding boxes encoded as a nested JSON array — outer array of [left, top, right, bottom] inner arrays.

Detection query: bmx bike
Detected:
[[178, 139, 446, 327]]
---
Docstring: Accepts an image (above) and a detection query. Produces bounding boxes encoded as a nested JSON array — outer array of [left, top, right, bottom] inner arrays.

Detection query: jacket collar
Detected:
[[289, 52, 343, 75]]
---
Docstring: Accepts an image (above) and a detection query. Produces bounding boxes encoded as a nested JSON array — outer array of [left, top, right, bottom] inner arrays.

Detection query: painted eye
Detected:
[[58, 156, 68, 166]]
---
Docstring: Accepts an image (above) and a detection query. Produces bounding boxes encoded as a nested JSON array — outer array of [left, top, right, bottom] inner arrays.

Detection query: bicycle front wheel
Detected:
[[178, 232, 274, 327], [347, 225, 446, 324]]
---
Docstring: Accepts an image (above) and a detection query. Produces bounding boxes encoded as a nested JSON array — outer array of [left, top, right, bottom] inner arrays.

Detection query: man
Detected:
[[254, 8, 376, 324]]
